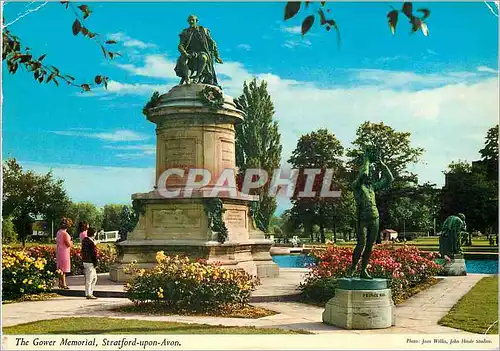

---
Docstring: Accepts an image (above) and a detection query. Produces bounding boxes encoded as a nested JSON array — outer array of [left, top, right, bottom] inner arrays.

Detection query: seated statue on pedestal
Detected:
[[174, 15, 223, 86], [439, 213, 467, 258]]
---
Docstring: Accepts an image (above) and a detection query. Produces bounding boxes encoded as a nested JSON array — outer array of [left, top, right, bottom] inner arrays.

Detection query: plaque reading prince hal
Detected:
[[174, 15, 223, 86]]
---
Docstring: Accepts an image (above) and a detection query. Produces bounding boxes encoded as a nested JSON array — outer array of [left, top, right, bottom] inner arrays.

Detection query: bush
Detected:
[[2, 217, 18, 244], [125, 252, 260, 313], [300, 243, 441, 304], [24, 244, 117, 275], [2, 247, 57, 300], [301, 277, 338, 304]]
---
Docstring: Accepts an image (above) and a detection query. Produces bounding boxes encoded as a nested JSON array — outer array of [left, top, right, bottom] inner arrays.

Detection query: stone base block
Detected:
[[443, 256, 467, 276], [255, 261, 280, 278], [322, 278, 395, 330], [109, 240, 279, 282]]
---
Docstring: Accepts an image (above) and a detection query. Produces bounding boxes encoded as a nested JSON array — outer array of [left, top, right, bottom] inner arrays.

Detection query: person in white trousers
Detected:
[[81, 227, 98, 299]]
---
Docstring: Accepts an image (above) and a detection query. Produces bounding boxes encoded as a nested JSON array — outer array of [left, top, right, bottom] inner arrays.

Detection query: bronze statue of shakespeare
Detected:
[[174, 15, 223, 86]]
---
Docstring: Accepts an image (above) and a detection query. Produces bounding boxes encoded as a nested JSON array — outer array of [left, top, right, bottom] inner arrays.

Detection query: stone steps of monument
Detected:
[[52, 269, 307, 303]]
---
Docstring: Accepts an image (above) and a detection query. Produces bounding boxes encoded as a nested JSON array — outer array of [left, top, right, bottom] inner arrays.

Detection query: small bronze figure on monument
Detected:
[[174, 15, 223, 86], [347, 146, 394, 279]]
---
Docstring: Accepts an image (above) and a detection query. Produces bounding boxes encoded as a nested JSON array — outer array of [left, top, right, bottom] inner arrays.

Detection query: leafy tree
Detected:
[[283, 2, 430, 38], [117, 205, 134, 242], [347, 121, 424, 242], [67, 202, 103, 237], [479, 125, 499, 187], [447, 160, 472, 174], [2, 217, 18, 244], [235, 78, 282, 232], [441, 160, 496, 234], [2, 158, 71, 246], [479, 125, 499, 163], [478, 125, 499, 231], [388, 197, 413, 236], [288, 128, 345, 243], [271, 226, 283, 236], [268, 214, 282, 228], [441, 128, 498, 235], [38, 171, 73, 238], [329, 188, 357, 241], [2, 2, 119, 92], [102, 204, 125, 231], [347, 121, 424, 182]]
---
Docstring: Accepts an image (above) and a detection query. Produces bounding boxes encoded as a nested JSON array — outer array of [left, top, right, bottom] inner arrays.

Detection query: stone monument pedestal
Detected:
[[322, 278, 395, 330], [441, 254, 467, 276], [109, 84, 279, 282]]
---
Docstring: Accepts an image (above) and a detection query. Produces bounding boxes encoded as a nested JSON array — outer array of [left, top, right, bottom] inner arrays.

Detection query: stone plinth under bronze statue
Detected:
[[109, 83, 279, 282], [322, 278, 395, 329], [323, 146, 396, 329]]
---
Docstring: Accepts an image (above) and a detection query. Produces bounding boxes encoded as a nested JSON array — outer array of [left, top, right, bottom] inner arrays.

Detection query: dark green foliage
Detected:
[[118, 205, 135, 242], [300, 277, 337, 304], [235, 79, 282, 233], [2, 2, 115, 92], [125, 199, 146, 235], [249, 201, 266, 233], [101, 204, 123, 231], [2, 217, 18, 244], [441, 158, 498, 234], [347, 121, 424, 240], [142, 91, 161, 115], [2, 158, 71, 246], [67, 202, 103, 237], [203, 198, 228, 243], [288, 128, 347, 243]]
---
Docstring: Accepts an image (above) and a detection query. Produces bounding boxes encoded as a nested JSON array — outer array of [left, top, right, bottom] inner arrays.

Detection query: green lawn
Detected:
[[305, 237, 498, 252], [3, 317, 309, 335], [439, 276, 498, 334]]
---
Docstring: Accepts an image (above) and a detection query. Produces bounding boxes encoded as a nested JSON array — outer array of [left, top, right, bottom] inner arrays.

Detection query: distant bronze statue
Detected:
[[439, 213, 466, 258], [347, 146, 394, 279], [174, 15, 223, 86]]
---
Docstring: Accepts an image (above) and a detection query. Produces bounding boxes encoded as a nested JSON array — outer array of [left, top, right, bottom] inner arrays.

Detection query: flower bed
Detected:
[[2, 244, 117, 300], [2, 248, 56, 300], [300, 243, 442, 304], [25, 244, 116, 275], [124, 252, 259, 313]]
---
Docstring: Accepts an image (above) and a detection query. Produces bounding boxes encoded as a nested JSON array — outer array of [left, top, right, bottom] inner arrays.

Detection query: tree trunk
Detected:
[[319, 222, 325, 243], [333, 222, 337, 243]]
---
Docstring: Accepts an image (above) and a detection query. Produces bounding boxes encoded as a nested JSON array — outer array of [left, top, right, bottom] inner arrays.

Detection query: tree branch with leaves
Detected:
[[283, 1, 431, 45], [2, 1, 120, 92]]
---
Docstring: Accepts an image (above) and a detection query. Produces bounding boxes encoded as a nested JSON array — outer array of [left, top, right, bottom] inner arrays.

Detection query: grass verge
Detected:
[[439, 276, 498, 334], [3, 317, 310, 334]]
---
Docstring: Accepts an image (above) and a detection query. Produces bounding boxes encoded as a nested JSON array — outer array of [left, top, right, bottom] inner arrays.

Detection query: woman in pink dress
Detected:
[[56, 217, 73, 289], [78, 221, 89, 242]]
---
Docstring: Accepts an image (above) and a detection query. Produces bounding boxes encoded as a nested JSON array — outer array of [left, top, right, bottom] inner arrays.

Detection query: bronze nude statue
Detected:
[[174, 15, 223, 86], [347, 146, 394, 279]]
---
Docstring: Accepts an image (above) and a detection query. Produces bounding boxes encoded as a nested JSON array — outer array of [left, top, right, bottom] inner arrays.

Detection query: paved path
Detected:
[[2, 274, 491, 334]]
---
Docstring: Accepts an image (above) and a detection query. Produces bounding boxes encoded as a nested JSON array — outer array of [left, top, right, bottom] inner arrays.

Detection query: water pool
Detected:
[[466, 260, 499, 274], [271, 254, 499, 274]]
